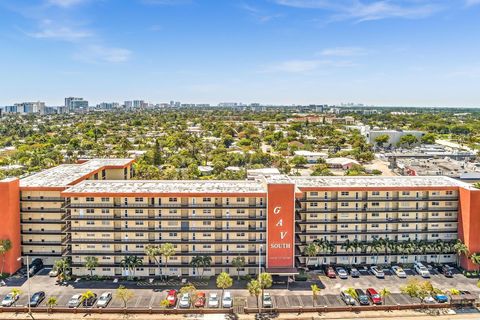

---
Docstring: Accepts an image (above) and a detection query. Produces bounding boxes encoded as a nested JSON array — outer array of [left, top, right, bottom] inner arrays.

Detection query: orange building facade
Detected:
[[1, 160, 479, 276]]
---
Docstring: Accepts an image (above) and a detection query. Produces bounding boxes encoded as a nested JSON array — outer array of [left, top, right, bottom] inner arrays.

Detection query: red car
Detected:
[[166, 290, 177, 307], [366, 288, 382, 305], [194, 292, 206, 308], [326, 267, 336, 278]]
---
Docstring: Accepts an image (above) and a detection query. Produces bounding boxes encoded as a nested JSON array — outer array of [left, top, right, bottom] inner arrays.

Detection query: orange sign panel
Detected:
[[267, 183, 295, 268]]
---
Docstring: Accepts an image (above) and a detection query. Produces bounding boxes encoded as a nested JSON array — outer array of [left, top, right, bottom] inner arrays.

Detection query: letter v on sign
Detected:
[[280, 232, 287, 239]]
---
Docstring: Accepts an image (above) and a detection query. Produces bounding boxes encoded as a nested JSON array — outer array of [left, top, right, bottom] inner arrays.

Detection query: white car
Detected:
[[222, 291, 233, 308], [48, 269, 59, 277], [335, 267, 348, 279], [414, 262, 431, 278], [423, 296, 435, 304], [262, 292, 272, 308], [67, 294, 82, 308], [1, 293, 19, 307], [392, 266, 407, 278], [97, 292, 112, 308], [208, 292, 219, 308], [179, 293, 190, 308], [370, 266, 385, 278]]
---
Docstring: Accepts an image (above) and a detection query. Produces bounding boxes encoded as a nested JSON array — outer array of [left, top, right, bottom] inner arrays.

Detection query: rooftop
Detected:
[[290, 175, 470, 189], [62, 179, 267, 195], [20, 159, 134, 188]]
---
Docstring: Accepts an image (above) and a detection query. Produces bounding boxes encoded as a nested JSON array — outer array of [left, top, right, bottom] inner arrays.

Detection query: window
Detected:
[[341, 202, 349, 207], [236, 198, 245, 202], [236, 209, 245, 214], [402, 234, 409, 238], [401, 223, 409, 228], [431, 233, 439, 238], [431, 224, 439, 227], [203, 245, 211, 249], [86, 197, 94, 202], [101, 209, 110, 214], [340, 235, 348, 239], [237, 221, 245, 225], [371, 224, 379, 228], [101, 197, 110, 202], [236, 245, 245, 249], [371, 202, 380, 207], [445, 213, 453, 217], [135, 197, 143, 202], [372, 213, 380, 217], [446, 191, 453, 195], [401, 213, 409, 217], [168, 198, 177, 202], [202, 221, 211, 226], [135, 209, 144, 214], [135, 221, 144, 226], [135, 233, 144, 237], [203, 197, 211, 202], [341, 192, 349, 196], [402, 191, 410, 196], [431, 191, 440, 196], [169, 209, 177, 214], [236, 233, 245, 237], [372, 191, 380, 196], [431, 201, 440, 206], [101, 221, 109, 225], [86, 208, 95, 214], [86, 221, 95, 225], [445, 224, 452, 227], [203, 209, 211, 214], [445, 202, 453, 206], [340, 224, 348, 229], [310, 192, 318, 197], [169, 232, 177, 237], [432, 212, 439, 217], [202, 233, 211, 237], [310, 202, 318, 207]]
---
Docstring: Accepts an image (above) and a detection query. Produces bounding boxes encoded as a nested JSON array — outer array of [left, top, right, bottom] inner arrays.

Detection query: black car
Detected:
[[82, 293, 98, 307], [348, 267, 361, 278], [354, 289, 370, 305], [29, 291, 45, 307], [437, 265, 453, 277], [18, 259, 44, 277]]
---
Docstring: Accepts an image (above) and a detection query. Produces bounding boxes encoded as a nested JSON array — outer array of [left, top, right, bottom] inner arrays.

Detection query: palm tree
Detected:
[[369, 238, 382, 264], [54, 258, 71, 281], [247, 279, 261, 309], [232, 256, 246, 280], [469, 253, 480, 274], [80, 290, 95, 309], [84, 256, 99, 277], [46, 296, 58, 314], [160, 243, 176, 276], [10, 288, 22, 306], [121, 255, 143, 280], [191, 256, 203, 276], [145, 244, 162, 278], [311, 284, 321, 306], [304, 243, 319, 268], [0, 239, 12, 276], [432, 239, 445, 264], [258, 272, 272, 309], [453, 239, 469, 268], [216, 272, 233, 298], [380, 288, 391, 305]]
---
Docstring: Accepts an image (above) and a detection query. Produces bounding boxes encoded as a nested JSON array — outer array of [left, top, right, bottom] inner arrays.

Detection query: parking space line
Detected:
[[148, 293, 156, 308]]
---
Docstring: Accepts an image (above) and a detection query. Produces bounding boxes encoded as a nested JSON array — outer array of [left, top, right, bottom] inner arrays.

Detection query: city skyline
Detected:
[[1, 0, 480, 106]]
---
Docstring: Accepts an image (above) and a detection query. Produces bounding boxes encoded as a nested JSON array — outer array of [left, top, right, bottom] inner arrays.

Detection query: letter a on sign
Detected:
[[280, 232, 287, 239], [275, 219, 283, 227]]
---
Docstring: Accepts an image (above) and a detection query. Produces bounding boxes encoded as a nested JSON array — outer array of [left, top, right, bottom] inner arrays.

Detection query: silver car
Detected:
[[222, 291, 233, 308], [262, 292, 272, 308], [340, 291, 356, 306], [179, 293, 190, 308], [97, 292, 112, 308], [208, 292, 219, 308], [1, 293, 19, 307], [67, 294, 82, 308]]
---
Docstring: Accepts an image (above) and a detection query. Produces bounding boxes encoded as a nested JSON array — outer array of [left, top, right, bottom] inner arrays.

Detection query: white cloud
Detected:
[[47, 0, 89, 8], [465, 0, 480, 6], [273, 0, 443, 22], [319, 46, 368, 57], [142, 0, 192, 5], [263, 59, 356, 73], [241, 4, 283, 22], [27, 20, 92, 41], [74, 45, 132, 63]]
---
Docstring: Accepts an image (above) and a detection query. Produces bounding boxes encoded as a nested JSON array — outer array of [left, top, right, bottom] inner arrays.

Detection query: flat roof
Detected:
[[290, 176, 471, 189], [62, 179, 267, 195], [20, 159, 134, 188]]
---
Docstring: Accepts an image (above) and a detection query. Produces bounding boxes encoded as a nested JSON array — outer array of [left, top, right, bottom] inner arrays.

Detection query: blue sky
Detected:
[[0, 0, 480, 106]]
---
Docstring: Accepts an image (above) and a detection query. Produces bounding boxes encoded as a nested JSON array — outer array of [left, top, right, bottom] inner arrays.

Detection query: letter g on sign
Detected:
[[273, 207, 281, 214]]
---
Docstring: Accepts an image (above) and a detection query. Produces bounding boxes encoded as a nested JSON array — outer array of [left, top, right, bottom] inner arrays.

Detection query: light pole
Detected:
[[17, 256, 31, 317], [258, 244, 263, 278]]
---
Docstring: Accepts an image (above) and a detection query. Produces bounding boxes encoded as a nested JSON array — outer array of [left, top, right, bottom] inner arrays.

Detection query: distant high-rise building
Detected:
[[97, 102, 120, 110], [133, 100, 145, 108], [65, 97, 88, 112], [14, 102, 46, 115]]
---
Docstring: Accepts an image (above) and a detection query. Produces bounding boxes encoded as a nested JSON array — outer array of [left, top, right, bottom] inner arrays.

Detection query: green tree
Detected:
[[160, 243, 176, 275], [247, 279, 261, 308], [46, 296, 58, 313], [311, 284, 321, 306], [180, 284, 196, 306], [232, 256, 246, 280], [421, 133, 436, 144], [216, 272, 233, 297], [10, 288, 22, 306], [120, 255, 143, 280], [380, 288, 391, 305], [0, 239, 12, 276], [469, 252, 480, 274], [374, 134, 390, 147], [54, 258, 71, 281], [304, 243, 319, 268], [290, 155, 308, 168], [398, 134, 418, 148], [258, 272, 273, 307], [115, 285, 134, 308], [145, 244, 162, 278], [84, 256, 99, 277], [80, 290, 95, 308]]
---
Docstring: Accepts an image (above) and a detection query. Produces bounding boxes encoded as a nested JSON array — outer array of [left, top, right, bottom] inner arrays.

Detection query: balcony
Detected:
[[21, 197, 65, 202], [68, 203, 266, 209]]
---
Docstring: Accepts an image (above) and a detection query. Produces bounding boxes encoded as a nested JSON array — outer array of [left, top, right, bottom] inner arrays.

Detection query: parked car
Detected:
[[366, 288, 382, 305], [349, 267, 360, 278], [194, 292, 206, 308], [166, 289, 177, 307], [354, 289, 370, 305], [370, 266, 385, 278], [336, 267, 348, 279], [340, 291, 356, 305], [82, 293, 98, 307], [262, 292, 273, 308], [48, 269, 59, 277], [325, 267, 336, 278], [1, 293, 19, 307], [423, 296, 435, 304], [222, 291, 233, 308], [67, 294, 82, 308], [437, 265, 453, 277], [391, 266, 407, 278], [29, 291, 45, 307], [208, 292, 219, 308], [97, 292, 112, 308], [434, 293, 448, 303], [19, 258, 44, 277], [179, 293, 190, 308], [414, 262, 431, 278]]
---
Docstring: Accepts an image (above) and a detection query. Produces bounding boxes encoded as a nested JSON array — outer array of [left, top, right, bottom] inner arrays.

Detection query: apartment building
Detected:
[[1, 159, 480, 277]]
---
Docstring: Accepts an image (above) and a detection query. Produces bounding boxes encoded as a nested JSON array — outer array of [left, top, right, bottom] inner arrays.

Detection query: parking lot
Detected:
[[0, 266, 479, 310]]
